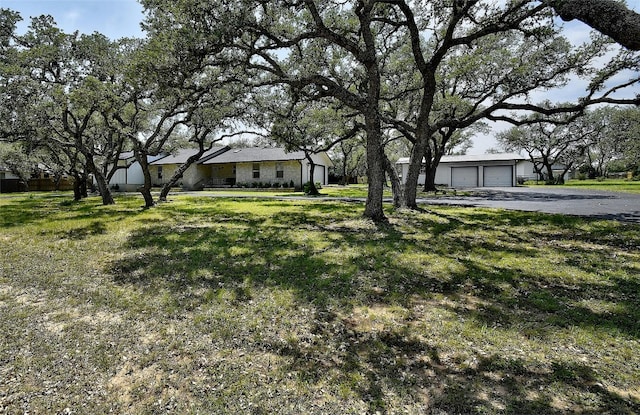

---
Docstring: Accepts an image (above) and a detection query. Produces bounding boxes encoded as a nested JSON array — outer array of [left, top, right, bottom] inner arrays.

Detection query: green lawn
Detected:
[[198, 184, 384, 198], [199, 184, 446, 199], [525, 179, 640, 194], [1, 193, 639, 414]]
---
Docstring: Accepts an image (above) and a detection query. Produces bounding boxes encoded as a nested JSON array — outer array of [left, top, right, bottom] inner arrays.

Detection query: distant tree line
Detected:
[[498, 106, 640, 184]]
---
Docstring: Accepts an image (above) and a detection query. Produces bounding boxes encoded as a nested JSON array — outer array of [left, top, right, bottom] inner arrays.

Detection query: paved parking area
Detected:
[[418, 187, 640, 223]]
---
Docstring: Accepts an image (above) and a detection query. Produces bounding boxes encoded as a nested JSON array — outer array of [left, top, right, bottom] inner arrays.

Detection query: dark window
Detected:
[[276, 163, 284, 178]]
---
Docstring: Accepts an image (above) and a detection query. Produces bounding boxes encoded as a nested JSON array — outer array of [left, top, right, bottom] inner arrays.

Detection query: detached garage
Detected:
[[397, 153, 525, 188]]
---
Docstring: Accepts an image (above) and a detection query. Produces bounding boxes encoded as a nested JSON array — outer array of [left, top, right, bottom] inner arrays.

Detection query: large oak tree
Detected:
[[1, 11, 129, 205]]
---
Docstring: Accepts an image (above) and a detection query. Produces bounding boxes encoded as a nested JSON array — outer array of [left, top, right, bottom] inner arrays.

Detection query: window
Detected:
[[157, 166, 163, 180], [276, 163, 284, 179], [252, 163, 260, 179]]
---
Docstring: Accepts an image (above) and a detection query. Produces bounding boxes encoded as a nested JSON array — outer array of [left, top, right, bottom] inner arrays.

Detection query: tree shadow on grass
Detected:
[[441, 258, 640, 340], [108, 200, 640, 413], [61, 221, 108, 240], [112, 219, 356, 309], [0, 195, 144, 229], [262, 310, 638, 414]]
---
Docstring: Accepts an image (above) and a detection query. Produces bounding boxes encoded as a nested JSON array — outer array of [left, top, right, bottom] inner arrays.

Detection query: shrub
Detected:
[[273, 182, 281, 188], [282, 181, 289, 188], [303, 181, 321, 194], [289, 180, 295, 189]]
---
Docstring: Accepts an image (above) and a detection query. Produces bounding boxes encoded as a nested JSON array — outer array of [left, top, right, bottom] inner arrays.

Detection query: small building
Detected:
[[0, 166, 21, 193], [0, 166, 18, 181], [396, 153, 525, 188]]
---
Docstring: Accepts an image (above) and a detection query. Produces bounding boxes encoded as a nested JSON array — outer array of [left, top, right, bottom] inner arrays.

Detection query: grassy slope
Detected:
[[1, 193, 639, 414]]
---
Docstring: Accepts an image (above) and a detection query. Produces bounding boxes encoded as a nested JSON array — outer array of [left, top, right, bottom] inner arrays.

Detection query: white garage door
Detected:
[[483, 165, 513, 187], [451, 167, 478, 187]]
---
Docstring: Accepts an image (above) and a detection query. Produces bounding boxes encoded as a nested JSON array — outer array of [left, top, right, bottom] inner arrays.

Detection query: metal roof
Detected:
[[396, 153, 525, 164]]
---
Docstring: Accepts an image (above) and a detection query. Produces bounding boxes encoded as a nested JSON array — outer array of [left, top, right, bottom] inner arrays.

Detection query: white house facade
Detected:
[[109, 152, 170, 191]]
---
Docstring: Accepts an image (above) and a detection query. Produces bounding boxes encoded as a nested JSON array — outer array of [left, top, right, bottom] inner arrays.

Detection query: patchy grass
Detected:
[[525, 179, 640, 194], [316, 184, 459, 198], [1, 193, 639, 414], [200, 184, 383, 198], [317, 184, 379, 198]]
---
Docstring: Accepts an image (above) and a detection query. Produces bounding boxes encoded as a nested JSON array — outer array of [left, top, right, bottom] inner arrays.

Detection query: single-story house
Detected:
[[198, 147, 333, 189], [396, 153, 526, 188], [108, 146, 333, 191], [126, 146, 332, 190]]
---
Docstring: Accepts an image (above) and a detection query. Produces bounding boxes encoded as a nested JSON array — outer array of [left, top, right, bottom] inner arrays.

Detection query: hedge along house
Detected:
[[396, 153, 525, 188], [199, 147, 333, 189]]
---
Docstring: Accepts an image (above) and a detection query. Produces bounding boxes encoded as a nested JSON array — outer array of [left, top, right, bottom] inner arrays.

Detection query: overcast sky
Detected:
[[2, 0, 639, 154]]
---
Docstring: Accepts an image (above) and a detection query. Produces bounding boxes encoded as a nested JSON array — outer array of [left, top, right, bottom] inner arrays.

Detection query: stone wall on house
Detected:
[[151, 165, 178, 186], [236, 161, 302, 188], [182, 164, 209, 189]]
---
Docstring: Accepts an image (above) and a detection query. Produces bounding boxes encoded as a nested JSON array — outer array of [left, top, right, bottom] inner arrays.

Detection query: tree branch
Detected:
[[544, 0, 640, 50]]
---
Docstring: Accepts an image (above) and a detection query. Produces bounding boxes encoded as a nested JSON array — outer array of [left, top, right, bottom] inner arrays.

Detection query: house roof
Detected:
[[150, 146, 230, 165], [396, 153, 525, 164], [119, 151, 136, 160], [118, 151, 168, 166], [200, 147, 307, 164]]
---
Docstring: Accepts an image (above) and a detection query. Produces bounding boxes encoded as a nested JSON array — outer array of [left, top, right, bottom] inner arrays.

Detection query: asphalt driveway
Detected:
[[418, 187, 640, 223]]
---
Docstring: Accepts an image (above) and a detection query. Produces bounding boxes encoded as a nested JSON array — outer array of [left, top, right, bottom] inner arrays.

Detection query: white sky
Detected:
[[2, 0, 639, 154]]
